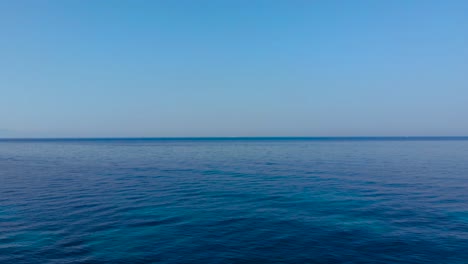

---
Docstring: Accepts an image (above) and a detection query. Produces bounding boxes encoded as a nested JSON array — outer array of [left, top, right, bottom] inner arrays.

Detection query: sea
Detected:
[[1, 137, 468, 263]]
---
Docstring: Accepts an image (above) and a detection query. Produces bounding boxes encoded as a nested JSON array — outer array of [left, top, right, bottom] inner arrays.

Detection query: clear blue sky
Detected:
[[1, 0, 467, 137]]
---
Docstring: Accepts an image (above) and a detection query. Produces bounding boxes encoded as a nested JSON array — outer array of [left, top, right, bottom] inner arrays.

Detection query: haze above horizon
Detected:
[[1, 1, 467, 138]]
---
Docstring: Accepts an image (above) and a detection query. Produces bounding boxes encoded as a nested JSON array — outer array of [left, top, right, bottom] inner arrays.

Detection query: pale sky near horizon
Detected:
[[1, 1, 467, 138]]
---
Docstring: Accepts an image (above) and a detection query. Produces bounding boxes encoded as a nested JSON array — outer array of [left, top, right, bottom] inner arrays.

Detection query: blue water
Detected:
[[1, 138, 468, 263]]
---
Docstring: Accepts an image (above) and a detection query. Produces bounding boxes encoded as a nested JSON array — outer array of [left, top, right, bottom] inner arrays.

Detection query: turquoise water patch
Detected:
[[448, 211, 468, 223]]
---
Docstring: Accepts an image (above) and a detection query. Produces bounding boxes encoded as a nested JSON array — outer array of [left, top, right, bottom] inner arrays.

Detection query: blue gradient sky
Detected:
[[1, 1, 467, 137]]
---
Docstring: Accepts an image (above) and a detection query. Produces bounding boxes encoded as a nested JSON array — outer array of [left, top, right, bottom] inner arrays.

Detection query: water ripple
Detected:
[[1, 139, 468, 263]]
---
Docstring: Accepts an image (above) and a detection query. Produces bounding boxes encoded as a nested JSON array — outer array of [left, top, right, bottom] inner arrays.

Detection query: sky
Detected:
[[1, 0, 467, 138]]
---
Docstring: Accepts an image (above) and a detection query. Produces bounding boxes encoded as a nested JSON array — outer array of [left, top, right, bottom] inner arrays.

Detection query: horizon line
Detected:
[[1, 136, 468, 141]]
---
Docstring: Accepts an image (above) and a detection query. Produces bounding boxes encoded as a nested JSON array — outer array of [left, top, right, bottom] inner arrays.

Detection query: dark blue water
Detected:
[[1, 138, 468, 263]]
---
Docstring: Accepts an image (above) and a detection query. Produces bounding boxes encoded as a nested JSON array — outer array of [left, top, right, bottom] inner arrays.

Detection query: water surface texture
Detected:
[[1, 138, 468, 263]]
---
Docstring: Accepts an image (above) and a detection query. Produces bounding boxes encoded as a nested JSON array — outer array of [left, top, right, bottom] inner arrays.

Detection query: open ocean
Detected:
[[1, 137, 468, 263]]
